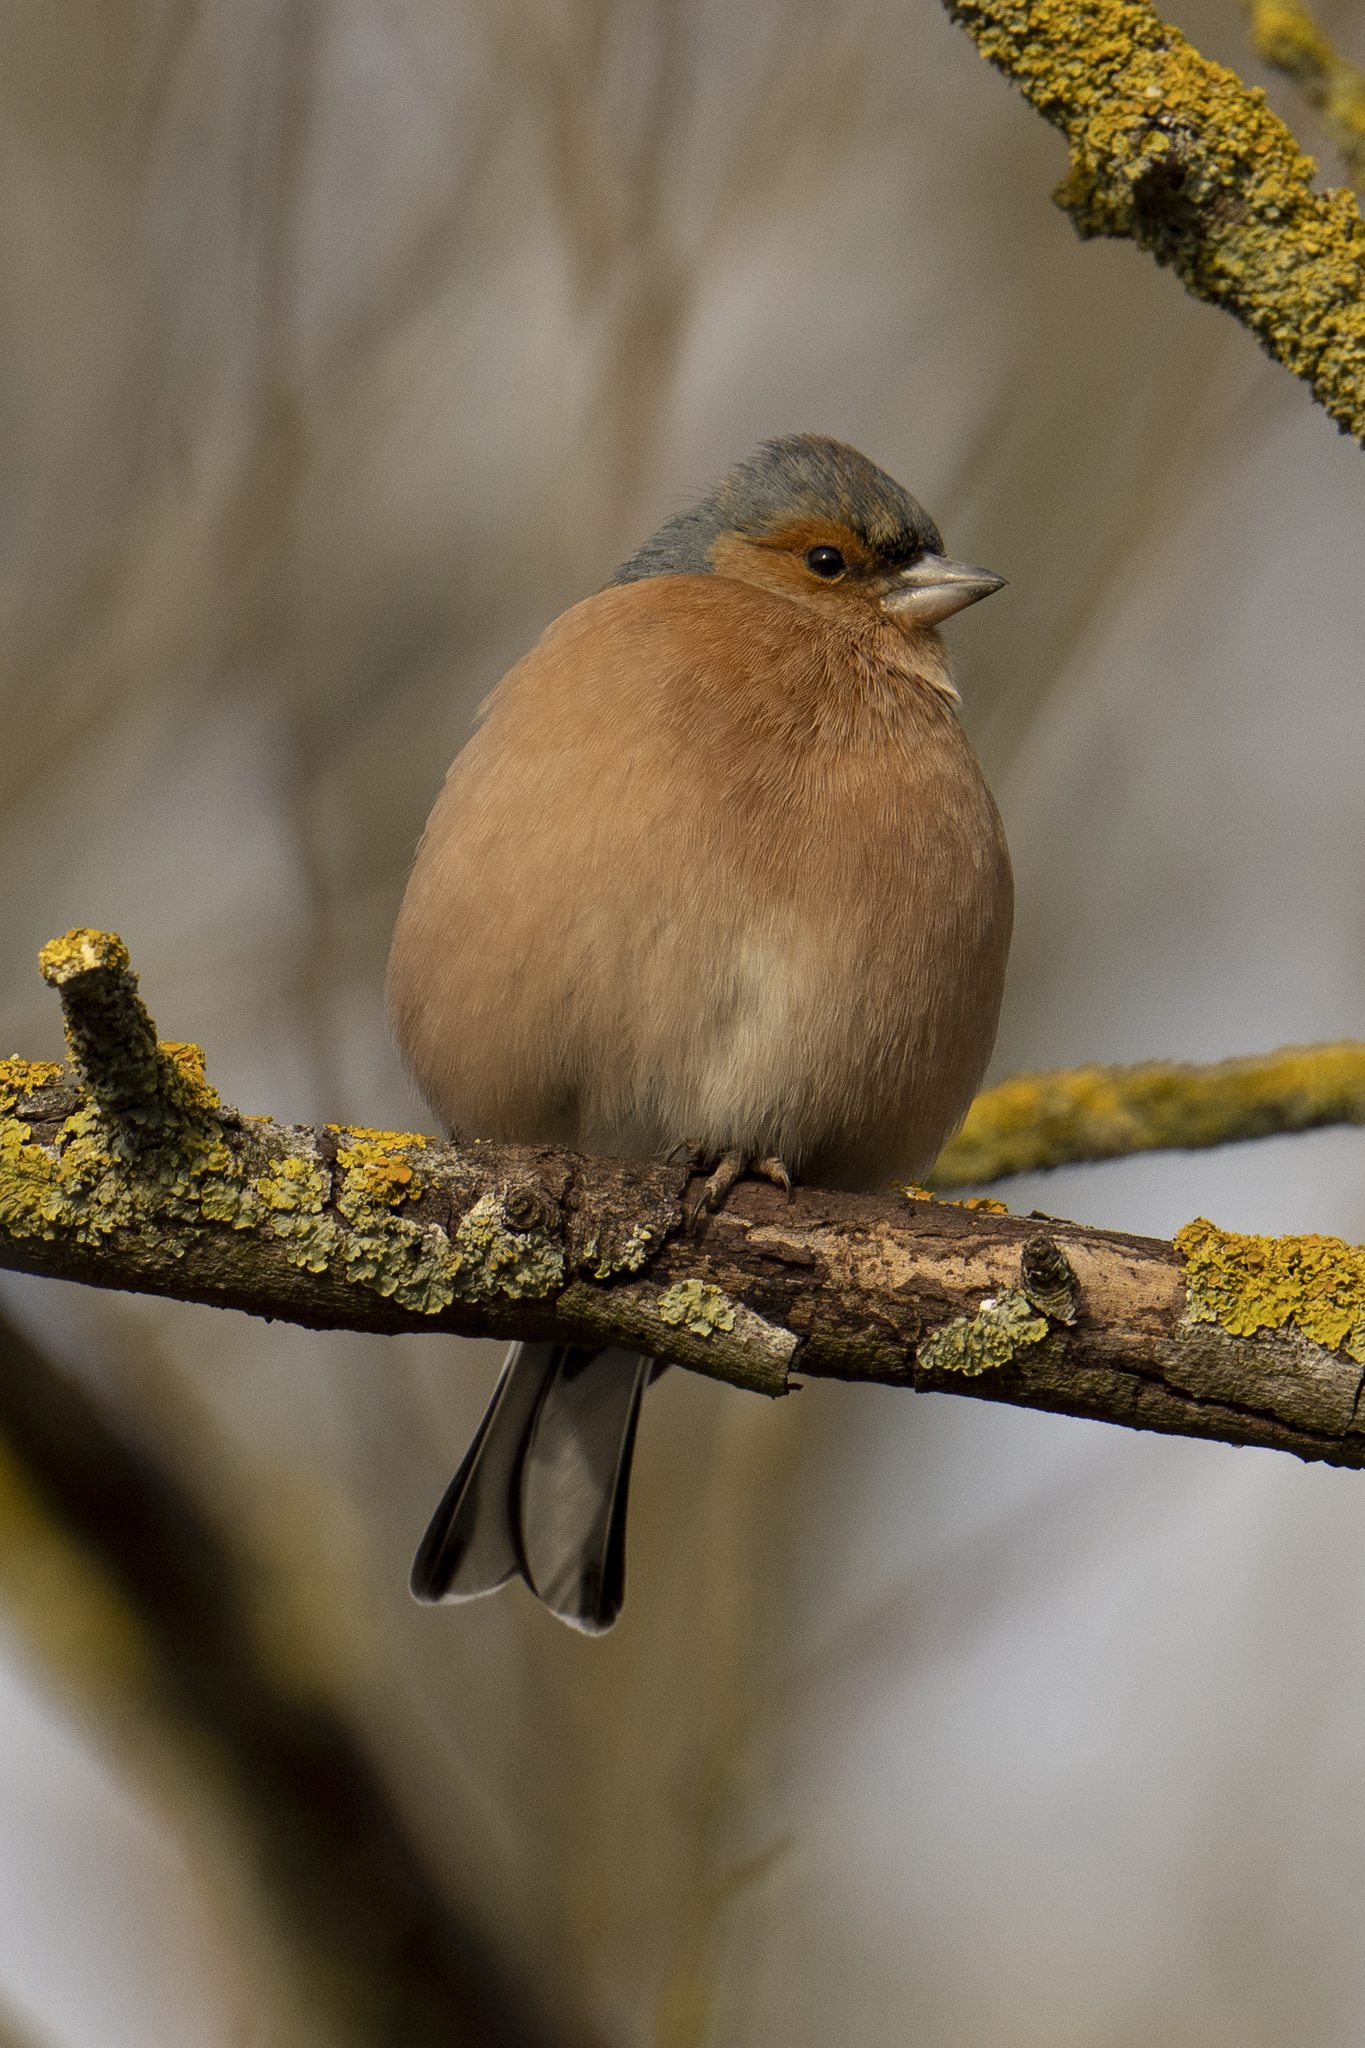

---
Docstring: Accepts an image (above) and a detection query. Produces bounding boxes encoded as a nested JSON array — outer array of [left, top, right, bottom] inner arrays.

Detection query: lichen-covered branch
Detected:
[[7, 932, 1365, 1473], [934, 1041, 1365, 1186], [941, 0, 1365, 441], [1240, 0, 1365, 191]]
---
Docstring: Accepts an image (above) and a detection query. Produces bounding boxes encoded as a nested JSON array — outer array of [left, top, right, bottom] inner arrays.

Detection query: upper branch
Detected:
[[1239, 0, 1365, 192], [942, 0, 1365, 441], [7, 932, 1365, 1473]]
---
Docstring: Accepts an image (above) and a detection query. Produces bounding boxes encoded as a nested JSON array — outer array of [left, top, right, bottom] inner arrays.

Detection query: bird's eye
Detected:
[[805, 545, 846, 580]]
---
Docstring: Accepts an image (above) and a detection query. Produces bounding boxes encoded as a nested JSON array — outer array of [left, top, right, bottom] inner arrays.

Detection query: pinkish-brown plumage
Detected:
[[390, 571, 1010, 1185], [391, 433, 1012, 1630]]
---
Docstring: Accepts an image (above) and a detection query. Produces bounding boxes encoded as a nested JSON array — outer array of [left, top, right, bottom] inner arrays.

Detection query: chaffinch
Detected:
[[389, 433, 1011, 1632]]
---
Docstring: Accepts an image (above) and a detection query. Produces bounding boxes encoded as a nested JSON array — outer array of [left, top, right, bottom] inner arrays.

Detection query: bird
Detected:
[[388, 433, 1012, 1633]]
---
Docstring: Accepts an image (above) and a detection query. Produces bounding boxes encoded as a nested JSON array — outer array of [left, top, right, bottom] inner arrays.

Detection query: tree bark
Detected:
[[8, 934, 1365, 1474], [940, 0, 1365, 442]]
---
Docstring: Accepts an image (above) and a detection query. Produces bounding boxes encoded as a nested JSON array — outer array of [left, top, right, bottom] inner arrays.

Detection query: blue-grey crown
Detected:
[[611, 434, 943, 585]]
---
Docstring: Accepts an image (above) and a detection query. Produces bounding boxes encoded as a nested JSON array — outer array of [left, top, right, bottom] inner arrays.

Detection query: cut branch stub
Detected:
[[8, 930, 1365, 1473], [37, 928, 210, 1146]]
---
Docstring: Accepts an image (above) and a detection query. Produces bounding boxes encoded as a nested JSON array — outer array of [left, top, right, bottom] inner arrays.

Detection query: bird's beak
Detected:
[[881, 553, 1006, 627]]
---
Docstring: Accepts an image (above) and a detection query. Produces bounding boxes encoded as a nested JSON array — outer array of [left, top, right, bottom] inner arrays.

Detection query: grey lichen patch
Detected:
[[558, 1278, 795, 1395], [449, 1193, 564, 1303], [657, 1279, 737, 1339], [578, 1219, 657, 1280], [918, 1288, 1050, 1377]]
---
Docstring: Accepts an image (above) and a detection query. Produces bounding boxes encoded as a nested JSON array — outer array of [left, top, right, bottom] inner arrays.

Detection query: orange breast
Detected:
[[388, 574, 1011, 1185]]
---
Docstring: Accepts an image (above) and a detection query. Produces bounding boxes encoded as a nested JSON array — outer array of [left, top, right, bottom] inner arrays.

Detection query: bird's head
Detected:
[[612, 434, 1004, 632]]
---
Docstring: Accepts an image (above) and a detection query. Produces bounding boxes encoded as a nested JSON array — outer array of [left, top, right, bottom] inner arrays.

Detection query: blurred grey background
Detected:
[[1, 2, 1364, 2043]]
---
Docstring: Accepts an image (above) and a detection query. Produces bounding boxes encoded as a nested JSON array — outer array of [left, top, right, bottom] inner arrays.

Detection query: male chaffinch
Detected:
[[389, 433, 1011, 1632]]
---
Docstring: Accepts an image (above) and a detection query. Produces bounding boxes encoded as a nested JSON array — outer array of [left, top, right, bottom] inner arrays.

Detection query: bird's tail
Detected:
[[410, 1342, 650, 1633]]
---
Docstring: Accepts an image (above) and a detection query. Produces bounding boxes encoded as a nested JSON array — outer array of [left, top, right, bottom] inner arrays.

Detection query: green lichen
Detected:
[[578, 1219, 657, 1279], [1176, 1215, 1365, 1359], [918, 1288, 1050, 1376], [448, 1193, 564, 1303], [945, 0, 1365, 441], [656, 1280, 738, 1340], [329, 1132, 458, 1314], [2, 932, 585, 1322], [156, 1041, 222, 1117], [0, 1114, 63, 1234], [255, 1155, 336, 1273]]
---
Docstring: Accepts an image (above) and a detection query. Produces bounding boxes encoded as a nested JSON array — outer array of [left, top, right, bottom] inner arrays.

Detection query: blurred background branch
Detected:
[[0, 1300, 578, 2048], [934, 1042, 1365, 1185], [1238, 0, 1365, 190]]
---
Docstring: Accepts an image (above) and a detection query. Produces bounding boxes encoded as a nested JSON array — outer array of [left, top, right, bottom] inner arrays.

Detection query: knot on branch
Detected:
[[1020, 1234, 1081, 1322]]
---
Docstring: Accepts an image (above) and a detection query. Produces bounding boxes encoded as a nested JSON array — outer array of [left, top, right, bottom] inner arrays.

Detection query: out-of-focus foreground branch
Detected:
[[7, 932, 1365, 1472], [940, 0, 1365, 441], [0, 1300, 578, 2048]]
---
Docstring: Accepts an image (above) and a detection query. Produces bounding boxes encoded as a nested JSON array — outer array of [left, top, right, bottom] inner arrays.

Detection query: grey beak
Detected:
[[882, 552, 1006, 627]]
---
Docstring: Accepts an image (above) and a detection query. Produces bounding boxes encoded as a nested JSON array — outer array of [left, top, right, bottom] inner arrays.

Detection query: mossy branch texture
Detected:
[[1240, 0, 1365, 191], [942, 0, 1365, 441], [934, 1041, 1365, 1185], [8, 933, 1365, 1471]]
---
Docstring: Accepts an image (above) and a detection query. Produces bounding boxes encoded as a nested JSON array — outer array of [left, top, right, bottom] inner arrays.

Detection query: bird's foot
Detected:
[[683, 1146, 795, 1228]]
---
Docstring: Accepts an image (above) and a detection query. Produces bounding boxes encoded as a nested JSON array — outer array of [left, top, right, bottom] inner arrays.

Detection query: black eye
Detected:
[[805, 545, 846, 580]]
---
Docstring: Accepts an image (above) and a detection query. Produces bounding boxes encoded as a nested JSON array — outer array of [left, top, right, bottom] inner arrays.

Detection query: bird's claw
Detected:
[[683, 1147, 795, 1228]]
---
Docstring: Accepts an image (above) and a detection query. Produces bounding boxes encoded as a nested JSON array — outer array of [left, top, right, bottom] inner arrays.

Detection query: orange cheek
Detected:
[[707, 530, 879, 620]]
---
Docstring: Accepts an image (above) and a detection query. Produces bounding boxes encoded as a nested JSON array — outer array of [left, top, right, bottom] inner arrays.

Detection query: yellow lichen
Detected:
[[1240, 0, 1365, 189], [157, 1041, 221, 1115], [945, 0, 1365, 441], [899, 1183, 1009, 1213], [37, 929, 130, 981], [0, 1058, 64, 1112], [918, 1289, 1050, 1376], [3, 934, 580, 1320], [1176, 1215, 1365, 1358], [333, 1131, 427, 1209], [656, 1280, 738, 1339], [934, 1042, 1365, 1187], [326, 1124, 429, 1146]]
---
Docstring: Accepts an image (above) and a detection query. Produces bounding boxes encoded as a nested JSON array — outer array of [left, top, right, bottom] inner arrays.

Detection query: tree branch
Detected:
[[940, 0, 1365, 442], [1239, 0, 1365, 192], [934, 1041, 1365, 1185], [7, 932, 1365, 1471]]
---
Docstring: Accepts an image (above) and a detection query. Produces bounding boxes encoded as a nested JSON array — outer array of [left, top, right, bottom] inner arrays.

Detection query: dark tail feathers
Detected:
[[410, 1343, 650, 1633]]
